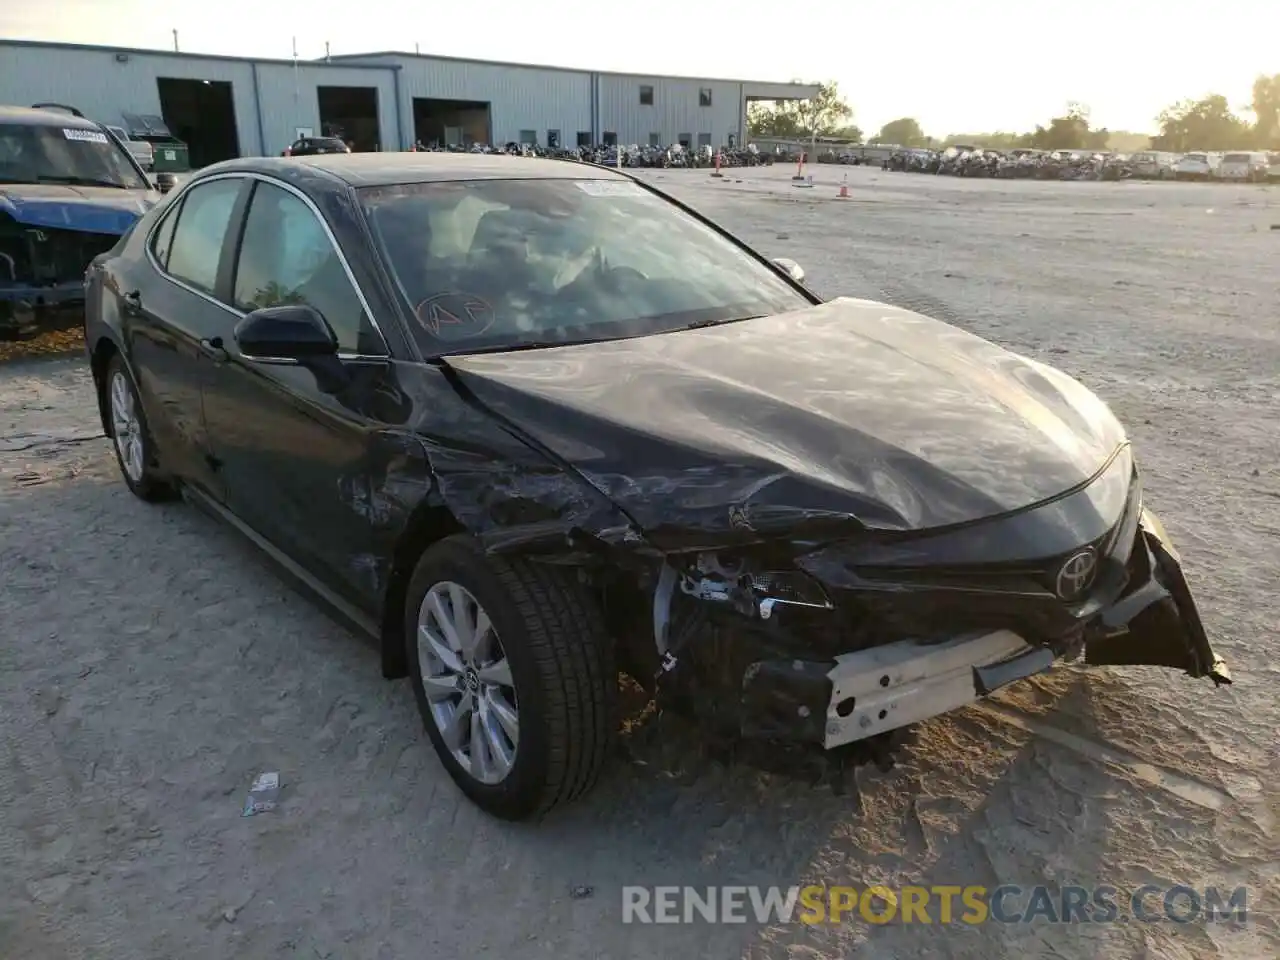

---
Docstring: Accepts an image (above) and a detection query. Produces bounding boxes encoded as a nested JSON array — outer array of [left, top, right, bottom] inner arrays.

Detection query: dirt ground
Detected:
[[2, 164, 1278, 960]]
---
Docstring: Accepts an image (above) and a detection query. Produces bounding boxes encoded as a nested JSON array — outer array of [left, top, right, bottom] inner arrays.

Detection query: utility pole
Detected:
[[172, 29, 179, 52]]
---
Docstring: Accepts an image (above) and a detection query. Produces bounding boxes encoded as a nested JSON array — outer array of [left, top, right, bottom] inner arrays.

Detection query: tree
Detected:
[[1023, 103, 1110, 151], [748, 81, 856, 139], [872, 117, 925, 146], [1152, 95, 1251, 151], [1251, 74, 1280, 147]]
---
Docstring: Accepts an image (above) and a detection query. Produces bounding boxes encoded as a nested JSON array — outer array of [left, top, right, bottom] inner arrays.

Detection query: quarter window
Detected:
[[165, 178, 243, 295], [150, 199, 182, 269], [232, 181, 380, 354]]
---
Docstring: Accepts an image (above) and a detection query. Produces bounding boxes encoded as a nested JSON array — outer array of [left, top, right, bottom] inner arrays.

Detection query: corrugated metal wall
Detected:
[[0, 44, 259, 148], [0, 42, 397, 157], [340, 53, 592, 148], [253, 63, 397, 155], [596, 75, 746, 147], [1, 41, 815, 157]]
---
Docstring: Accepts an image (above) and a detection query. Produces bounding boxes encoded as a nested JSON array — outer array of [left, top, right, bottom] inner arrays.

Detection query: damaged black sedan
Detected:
[[84, 153, 1230, 820]]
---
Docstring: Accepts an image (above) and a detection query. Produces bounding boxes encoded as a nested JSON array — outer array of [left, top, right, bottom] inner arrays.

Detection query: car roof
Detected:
[[0, 105, 101, 129], [201, 152, 630, 188]]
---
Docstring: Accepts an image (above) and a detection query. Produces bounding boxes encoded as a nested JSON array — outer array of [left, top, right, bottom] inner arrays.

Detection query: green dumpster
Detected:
[[150, 140, 191, 173]]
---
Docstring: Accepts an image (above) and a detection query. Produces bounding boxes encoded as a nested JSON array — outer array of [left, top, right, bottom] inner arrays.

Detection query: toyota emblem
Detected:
[[1055, 548, 1098, 601]]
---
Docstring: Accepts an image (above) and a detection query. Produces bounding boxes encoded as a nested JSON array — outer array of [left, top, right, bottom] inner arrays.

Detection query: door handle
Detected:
[[198, 336, 228, 362]]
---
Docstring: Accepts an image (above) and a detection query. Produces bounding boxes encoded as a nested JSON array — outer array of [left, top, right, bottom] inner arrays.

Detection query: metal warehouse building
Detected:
[[0, 39, 817, 166]]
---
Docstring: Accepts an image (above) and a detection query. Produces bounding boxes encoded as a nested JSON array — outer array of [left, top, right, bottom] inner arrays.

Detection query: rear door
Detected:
[[124, 175, 249, 499], [200, 176, 392, 604]]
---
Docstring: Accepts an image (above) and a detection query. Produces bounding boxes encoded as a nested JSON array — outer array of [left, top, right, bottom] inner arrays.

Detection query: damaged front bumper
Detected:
[[1, 281, 86, 339], [728, 510, 1231, 750]]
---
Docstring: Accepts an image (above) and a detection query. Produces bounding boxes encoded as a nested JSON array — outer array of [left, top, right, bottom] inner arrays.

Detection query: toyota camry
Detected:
[[83, 153, 1230, 820]]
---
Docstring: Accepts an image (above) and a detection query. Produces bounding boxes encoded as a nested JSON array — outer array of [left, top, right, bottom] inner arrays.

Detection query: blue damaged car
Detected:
[[1, 104, 160, 340]]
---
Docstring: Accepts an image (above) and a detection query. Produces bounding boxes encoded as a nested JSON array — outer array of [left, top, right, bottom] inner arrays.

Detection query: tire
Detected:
[[404, 534, 617, 820], [104, 354, 173, 502]]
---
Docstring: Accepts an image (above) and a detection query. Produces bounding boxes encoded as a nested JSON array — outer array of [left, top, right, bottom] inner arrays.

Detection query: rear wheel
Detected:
[[105, 355, 173, 502], [405, 535, 616, 820]]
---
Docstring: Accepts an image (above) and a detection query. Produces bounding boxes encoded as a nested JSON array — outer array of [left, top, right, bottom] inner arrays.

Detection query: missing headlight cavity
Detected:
[[835, 697, 857, 718], [673, 552, 834, 620]]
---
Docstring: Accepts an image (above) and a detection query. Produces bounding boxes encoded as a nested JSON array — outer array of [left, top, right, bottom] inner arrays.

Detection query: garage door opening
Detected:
[[412, 98, 490, 148], [156, 77, 240, 168], [317, 86, 380, 152]]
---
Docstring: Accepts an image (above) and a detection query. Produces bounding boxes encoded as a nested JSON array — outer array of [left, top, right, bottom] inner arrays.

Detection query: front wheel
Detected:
[[405, 535, 617, 819]]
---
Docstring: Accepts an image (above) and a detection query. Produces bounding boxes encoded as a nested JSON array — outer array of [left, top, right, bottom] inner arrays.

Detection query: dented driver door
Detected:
[[199, 178, 392, 607]]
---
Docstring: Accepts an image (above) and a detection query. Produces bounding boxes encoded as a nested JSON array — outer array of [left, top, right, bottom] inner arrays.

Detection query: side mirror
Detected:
[[234, 304, 338, 361], [772, 257, 805, 284], [155, 172, 177, 194]]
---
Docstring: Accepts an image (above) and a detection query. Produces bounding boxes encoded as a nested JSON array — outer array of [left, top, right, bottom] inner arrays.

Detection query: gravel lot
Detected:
[[2, 164, 1278, 960]]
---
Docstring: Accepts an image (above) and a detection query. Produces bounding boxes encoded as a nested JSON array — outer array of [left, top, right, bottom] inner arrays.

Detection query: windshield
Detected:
[[0, 122, 148, 189], [360, 178, 813, 355]]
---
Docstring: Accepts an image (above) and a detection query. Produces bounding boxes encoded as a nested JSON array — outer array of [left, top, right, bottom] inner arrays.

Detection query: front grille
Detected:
[[0, 223, 117, 287]]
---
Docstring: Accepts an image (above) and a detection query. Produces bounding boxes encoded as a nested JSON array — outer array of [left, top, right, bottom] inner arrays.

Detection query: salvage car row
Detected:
[[881, 146, 1279, 182]]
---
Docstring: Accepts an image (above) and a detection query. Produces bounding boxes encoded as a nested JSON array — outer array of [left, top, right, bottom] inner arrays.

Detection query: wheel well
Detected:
[[90, 337, 118, 436], [379, 501, 466, 679]]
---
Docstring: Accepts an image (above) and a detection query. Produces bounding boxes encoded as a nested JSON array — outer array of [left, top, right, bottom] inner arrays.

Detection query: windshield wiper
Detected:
[[683, 314, 766, 330], [35, 175, 126, 189]]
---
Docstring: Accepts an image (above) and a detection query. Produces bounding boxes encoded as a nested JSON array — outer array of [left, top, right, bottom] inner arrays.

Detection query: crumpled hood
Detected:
[[444, 298, 1127, 547], [0, 184, 156, 235]]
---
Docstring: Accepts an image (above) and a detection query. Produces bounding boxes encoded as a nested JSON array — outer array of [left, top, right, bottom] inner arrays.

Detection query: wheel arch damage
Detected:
[[346, 410, 649, 682]]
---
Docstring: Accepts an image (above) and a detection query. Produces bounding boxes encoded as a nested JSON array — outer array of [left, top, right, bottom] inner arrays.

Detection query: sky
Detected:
[[2, 0, 1276, 135]]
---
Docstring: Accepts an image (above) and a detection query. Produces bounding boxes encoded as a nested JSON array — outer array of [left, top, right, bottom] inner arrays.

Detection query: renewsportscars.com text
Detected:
[[621, 884, 1249, 925]]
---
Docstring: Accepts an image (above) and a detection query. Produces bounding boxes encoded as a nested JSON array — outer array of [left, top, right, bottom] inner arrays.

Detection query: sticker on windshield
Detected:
[[414, 293, 496, 340], [63, 128, 109, 144], [573, 180, 647, 198]]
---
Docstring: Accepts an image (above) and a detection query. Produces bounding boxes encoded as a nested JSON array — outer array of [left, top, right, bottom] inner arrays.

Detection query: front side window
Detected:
[[233, 181, 381, 354], [360, 178, 811, 356], [0, 121, 148, 189], [165, 178, 243, 294]]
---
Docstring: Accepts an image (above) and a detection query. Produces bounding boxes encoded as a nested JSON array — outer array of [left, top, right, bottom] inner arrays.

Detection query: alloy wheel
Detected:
[[110, 370, 145, 484], [416, 581, 519, 784]]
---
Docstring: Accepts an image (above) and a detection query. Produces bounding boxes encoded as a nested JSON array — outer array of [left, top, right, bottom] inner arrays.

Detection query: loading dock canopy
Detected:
[[742, 82, 821, 101], [122, 112, 174, 139]]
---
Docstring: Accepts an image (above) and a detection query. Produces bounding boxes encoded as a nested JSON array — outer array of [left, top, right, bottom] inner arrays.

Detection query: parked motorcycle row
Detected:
[[880, 147, 1138, 180], [407, 140, 773, 168]]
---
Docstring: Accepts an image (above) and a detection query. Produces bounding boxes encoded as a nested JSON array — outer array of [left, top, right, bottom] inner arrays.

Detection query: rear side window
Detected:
[[165, 178, 243, 295], [150, 199, 182, 268]]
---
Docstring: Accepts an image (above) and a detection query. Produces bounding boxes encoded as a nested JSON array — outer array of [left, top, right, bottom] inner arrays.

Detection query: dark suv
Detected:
[[1, 104, 159, 340]]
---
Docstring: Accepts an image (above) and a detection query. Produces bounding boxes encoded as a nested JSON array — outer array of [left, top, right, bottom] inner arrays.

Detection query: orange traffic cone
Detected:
[[838, 174, 849, 198]]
